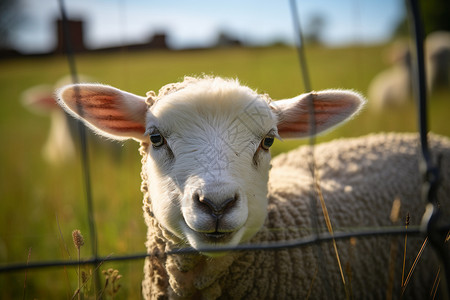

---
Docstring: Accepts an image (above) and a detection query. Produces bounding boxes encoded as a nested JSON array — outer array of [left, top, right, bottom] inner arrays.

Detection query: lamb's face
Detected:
[[145, 82, 277, 250], [57, 76, 365, 253]]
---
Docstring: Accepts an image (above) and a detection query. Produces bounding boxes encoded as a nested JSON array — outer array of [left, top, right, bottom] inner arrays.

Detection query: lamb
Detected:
[[22, 75, 122, 165], [367, 40, 413, 111], [22, 83, 76, 165], [426, 31, 450, 91], [56, 76, 450, 299]]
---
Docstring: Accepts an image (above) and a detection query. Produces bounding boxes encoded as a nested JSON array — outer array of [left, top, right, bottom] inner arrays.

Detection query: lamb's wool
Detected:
[[141, 132, 450, 299]]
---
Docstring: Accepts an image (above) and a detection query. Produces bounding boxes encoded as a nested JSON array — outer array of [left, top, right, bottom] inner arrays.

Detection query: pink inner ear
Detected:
[[97, 118, 146, 134], [277, 117, 316, 137], [82, 94, 146, 135], [62, 86, 147, 139], [276, 102, 337, 136], [275, 92, 360, 138], [38, 96, 59, 110]]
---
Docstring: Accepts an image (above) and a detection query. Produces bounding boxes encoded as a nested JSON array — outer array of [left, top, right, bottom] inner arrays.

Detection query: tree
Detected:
[[0, 0, 21, 50], [393, 0, 450, 38], [420, 0, 450, 34], [304, 14, 326, 45]]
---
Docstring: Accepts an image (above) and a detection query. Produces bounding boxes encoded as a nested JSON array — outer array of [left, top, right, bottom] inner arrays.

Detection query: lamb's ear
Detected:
[[22, 84, 59, 114], [271, 90, 365, 139], [57, 84, 148, 142]]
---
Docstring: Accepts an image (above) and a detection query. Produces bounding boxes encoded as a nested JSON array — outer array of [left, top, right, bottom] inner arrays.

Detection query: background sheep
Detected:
[[57, 76, 450, 299], [367, 40, 412, 111], [22, 82, 76, 165], [426, 31, 450, 91], [368, 31, 450, 111], [22, 75, 122, 165]]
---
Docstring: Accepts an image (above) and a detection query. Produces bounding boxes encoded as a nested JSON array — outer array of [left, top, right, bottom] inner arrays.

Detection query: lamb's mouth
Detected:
[[202, 231, 233, 243]]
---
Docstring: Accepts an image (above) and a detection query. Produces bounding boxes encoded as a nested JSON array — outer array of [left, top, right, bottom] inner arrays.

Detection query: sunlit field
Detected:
[[0, 44, 449, 298]]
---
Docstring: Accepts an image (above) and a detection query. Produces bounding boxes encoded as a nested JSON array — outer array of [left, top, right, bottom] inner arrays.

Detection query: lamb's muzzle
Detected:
[[183, 184, 246, 245]]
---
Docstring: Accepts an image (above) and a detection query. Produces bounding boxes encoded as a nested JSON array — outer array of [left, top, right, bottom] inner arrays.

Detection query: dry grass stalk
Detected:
[[305, 267, 319, 300], [22, 247, 32, 300], [56, 215, 72, 259], [72, 230, 84, 300], [401, 213, 410, 287], [100, 268, 122, 300], [71, 254, 111, 300], [430, 267, 441, 300], [430, 231, 450, 298], [401, 237, 428, 295], [314, 168, 349, 299], [55, 215, 73, 298]]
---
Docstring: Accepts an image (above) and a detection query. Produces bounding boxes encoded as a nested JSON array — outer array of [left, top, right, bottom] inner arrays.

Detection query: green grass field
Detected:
[[0, 45, 449, 298]]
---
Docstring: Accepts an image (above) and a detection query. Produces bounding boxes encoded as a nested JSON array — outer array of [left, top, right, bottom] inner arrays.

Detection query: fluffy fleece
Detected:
[[141, 132, 450, 299]]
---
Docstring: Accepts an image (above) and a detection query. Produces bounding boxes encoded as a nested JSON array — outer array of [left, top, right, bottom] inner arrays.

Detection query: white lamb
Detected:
[[368, 40, 412, 111], [22, 75, 123, 165], [57, 76, 450, 299], [22, 83, 76, 165], [426, 31, 450, 91]]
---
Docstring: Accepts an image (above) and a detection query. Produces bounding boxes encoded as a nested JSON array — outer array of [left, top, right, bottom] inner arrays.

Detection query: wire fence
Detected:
[[1, 0, 449, 298], [1, 224, 448, 273]]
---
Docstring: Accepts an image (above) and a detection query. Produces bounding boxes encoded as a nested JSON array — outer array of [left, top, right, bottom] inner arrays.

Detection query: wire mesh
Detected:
[[1, 0, 449, 299]]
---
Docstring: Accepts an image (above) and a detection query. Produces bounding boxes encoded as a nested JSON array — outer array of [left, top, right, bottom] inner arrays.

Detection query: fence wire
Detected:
[[57, 0, 102, 293], [0, 225, 441, 273], [1, 0, 449, 298], [405, 0, 450, 297]]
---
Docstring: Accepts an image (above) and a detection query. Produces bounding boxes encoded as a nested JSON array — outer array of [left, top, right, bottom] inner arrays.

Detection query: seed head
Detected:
[[72, 229, 85, 249], [81, 270, 88, 284]]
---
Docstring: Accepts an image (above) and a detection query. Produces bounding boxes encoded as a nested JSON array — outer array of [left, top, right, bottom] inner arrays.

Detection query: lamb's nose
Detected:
[[195, 194, 238, 218]]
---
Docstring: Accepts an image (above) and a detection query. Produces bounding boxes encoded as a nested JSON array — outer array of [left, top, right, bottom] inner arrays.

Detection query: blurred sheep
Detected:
[[22, 75, 122, 165], [22, 81, 77, 165], [426, 31, 450, 90], [368, 40, 412, 111], [368, 31, 450, 111]]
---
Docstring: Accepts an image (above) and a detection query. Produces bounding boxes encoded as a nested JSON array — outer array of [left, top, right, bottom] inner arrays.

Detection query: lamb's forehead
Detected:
[[147, 78, 277, 136]]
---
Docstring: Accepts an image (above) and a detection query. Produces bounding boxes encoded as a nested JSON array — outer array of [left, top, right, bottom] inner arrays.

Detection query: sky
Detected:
[[11, 0, 405, 54]]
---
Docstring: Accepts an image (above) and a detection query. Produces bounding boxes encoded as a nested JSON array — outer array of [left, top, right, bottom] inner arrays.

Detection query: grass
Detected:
[[0, 44, 449, 298]]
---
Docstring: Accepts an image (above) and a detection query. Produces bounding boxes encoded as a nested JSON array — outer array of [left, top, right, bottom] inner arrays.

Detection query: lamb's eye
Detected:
[[150, 133, 165, 147], [261, 136, 274, 150]]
